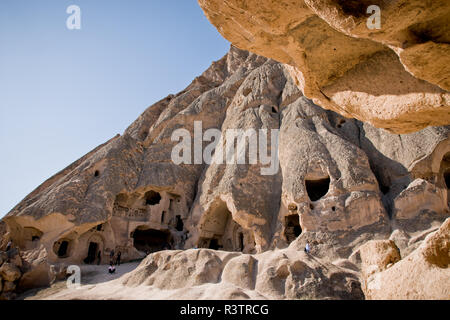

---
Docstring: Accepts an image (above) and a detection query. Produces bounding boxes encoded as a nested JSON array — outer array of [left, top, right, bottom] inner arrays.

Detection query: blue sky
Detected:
[[0, 0, 229, 217]]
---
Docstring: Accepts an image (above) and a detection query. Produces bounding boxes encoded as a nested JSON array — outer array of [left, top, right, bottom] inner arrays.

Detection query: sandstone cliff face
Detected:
[[198, 0, 450, 133], [1, 46, 449, 299]]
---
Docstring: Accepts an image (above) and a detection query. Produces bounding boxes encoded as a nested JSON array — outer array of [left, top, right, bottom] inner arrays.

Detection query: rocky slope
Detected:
[[198, 0, 450, 133], [1, 46, 449, 300]]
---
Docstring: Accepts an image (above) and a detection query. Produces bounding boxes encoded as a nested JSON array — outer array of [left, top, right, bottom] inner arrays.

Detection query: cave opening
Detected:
[[94, 170, 100, 177], [305, 177, 330, 201], [284, 214, 302, 244], [197, 201, 246, 252], [209, 238, 220, 250], [145, 190, 162, 206], [175, 215, 184, 231], [84, 242, 98, 264], [132, 227, 171, 253], [239, 232, 244, 251], [57, 241, 69, 258], [445, 170, 450, 189]]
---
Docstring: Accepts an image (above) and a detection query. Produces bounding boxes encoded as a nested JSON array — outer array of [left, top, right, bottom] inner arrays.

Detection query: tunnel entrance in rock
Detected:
[[145, 190, 161, 206], [284, 214, 302, 244], [132, 227, 171, 253], [198, 201, 248, 252], [84, 242, 98, 264], [305, 177, 330, 201]]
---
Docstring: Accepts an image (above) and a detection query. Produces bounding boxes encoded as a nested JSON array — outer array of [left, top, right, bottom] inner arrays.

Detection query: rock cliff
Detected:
[[1, 46, 449, 300]]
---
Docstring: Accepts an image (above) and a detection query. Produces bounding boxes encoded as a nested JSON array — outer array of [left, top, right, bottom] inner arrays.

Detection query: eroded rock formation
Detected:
[[1, 46, 449, 299], [198, 0, 450, 133]]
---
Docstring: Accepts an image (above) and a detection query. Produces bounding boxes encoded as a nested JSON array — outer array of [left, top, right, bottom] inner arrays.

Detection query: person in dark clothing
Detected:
[[97, 251, 101, 265], [110, 249, 115, 261], [116, 251, 121, 266], [108, 262, 116, 274]]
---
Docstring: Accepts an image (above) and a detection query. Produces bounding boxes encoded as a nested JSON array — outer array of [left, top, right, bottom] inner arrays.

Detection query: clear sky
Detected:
[[0, 0, 229, 218]]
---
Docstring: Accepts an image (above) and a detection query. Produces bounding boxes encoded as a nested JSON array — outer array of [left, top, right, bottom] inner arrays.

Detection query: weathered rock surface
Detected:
[[198, 0, 450, 133], [362, 218, 450, 299], [33, 247, 363, 300], [0, 263, 21, 282], [1, 46, 449, 299]]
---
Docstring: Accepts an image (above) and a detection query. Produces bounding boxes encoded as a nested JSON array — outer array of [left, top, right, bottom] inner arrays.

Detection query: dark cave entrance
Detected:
[[444, 170, 450, 189], [145, 190, 161, 206], [209, 238, 220, 250], [58, 241, 69, 257], [239, 232, 244, 251], [284, 214, 302, 244], [84, 242, 98, 264], [305, 177, 330, 201], [132, 227, 171, 253], [175, 215, 184, 231]]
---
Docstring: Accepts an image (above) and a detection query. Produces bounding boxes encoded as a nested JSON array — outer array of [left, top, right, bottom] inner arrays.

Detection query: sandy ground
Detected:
[[18, 257, 268, 300], [19, 261, 142, 300]]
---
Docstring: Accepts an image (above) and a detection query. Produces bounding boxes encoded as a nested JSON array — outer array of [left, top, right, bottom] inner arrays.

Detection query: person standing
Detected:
[[97, 250, 101, 265], [116, 251, 121, 266], [304, 241, 311, 254]]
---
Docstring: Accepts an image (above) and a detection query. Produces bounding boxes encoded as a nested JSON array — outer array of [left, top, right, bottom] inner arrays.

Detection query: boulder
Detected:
[[363, 218, 450, 299], [0, 263, 21, 282], [198, 0, 450, 133]]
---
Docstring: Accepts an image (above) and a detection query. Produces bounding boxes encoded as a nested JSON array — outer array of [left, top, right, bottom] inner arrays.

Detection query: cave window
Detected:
[[169, 199, 173, 210], [331, 206, 336, 212], [284, 214, 302, 244], [96, 224, 103, 231], [305, 177, 330, 201], [32, 236, 40, 241], [161, 211, 165, 223], [94, 170, 100, 177], [145, 191, 161, 206], [175, 215, 184, 231], [444, 170, 450, 189], [57, 241, 69, 258], [271, 107, 277, 113]]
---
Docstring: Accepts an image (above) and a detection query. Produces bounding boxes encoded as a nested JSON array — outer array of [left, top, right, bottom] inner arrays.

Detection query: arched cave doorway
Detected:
[[84, 235, 104, 264], [305, 176, 330, 201], [197, 201, 247, 252], [132, 226, 171, 253], [284, 214, 302, 244]]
